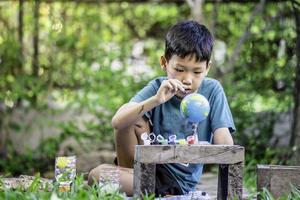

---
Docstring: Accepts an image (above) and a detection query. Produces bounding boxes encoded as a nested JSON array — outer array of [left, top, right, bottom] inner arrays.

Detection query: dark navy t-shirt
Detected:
[[130, 76, 236, 194]]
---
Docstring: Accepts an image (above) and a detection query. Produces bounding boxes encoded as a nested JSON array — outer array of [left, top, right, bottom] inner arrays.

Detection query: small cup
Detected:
[[156, 134, 165, 144], [55, 156, 76, 192], [187, 135, 195, 145], [178, 139, 187, 145], [143, 139, 151, 145], [98, 167, 120, 193]]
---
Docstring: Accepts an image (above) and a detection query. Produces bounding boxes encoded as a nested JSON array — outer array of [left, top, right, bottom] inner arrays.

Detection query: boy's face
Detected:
[[160, 54, 210, 99]]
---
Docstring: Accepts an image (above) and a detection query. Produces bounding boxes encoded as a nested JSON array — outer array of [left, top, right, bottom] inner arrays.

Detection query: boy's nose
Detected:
[[182, 74, 192, 85]]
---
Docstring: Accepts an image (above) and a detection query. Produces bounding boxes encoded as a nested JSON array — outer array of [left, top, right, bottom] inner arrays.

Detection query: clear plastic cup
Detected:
[[98, 167, 120, 193], [55, 156, 76, 192]]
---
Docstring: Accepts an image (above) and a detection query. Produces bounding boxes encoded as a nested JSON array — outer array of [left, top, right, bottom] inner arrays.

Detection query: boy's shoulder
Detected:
[[202, 77, 221, 87], [148, 76, 167, 87], [202, 77, 220, 85], [200, 77, 223, 95]]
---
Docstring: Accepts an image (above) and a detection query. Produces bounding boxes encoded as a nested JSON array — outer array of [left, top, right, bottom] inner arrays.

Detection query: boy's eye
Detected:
[[175, 68, 184, 72], [194, 72, 202, 74]]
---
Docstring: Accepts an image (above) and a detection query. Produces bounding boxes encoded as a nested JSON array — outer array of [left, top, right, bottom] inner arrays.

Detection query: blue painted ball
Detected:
[[180, 93, 210, 123]]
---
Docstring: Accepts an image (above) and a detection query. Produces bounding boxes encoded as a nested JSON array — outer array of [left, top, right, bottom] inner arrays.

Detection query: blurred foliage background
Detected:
[[0, 0, 298, 191]]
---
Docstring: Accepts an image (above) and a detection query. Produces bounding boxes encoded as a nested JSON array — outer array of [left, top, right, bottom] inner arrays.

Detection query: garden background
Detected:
[[0, 0, 300, 197]]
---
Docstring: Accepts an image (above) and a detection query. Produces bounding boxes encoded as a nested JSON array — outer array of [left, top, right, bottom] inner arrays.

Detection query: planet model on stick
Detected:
[[180, 93, 210, 144], [180, 93, 210, 123]]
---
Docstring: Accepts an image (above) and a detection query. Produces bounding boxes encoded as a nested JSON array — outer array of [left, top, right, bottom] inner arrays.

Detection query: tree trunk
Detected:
[[18, 0, 24, 73], [0, 112, 6, 159], [186, 0, 204, 23], [16, 0, 24, 107], [32, 0, 40, 105], [290, 0, 300, 165]]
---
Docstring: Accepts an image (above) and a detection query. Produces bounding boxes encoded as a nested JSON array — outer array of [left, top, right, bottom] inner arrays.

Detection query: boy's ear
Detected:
[[205, 60, 212, 75], [160, 56, 167, 71]]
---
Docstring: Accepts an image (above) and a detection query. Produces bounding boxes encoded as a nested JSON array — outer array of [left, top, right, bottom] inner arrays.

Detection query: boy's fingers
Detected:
[[163, 79, 186, 93], [174, 79, 186, 92], [163, 81, 174, 91], [168, 79, 179, 92], [170, 79, 185, 92]]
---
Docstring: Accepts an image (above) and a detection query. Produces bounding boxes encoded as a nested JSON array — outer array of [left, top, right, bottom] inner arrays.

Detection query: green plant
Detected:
[[253, 186, 300, 200], [0, 174, 133, 200]]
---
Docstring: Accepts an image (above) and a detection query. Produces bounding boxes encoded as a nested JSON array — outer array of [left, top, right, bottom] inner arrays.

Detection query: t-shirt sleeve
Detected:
[[209, 82, 236, 134]]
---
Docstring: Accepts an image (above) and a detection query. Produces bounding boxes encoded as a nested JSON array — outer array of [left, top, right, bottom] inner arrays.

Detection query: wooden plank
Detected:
[[133, 162, 156, 198], [133, 145, 245, 199], [217, 162, 243, 200], [257, 164, 271, 200], [257, 165, 300, 199], [228, 162, 243, 199], [135, 145, 244, 164]]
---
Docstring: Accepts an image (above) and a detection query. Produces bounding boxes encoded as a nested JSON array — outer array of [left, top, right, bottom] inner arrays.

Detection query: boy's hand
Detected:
[[155, 79, 186, 104]]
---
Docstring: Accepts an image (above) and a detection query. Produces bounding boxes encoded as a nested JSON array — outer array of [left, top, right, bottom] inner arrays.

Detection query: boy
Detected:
[[88, 20, 235, 196]]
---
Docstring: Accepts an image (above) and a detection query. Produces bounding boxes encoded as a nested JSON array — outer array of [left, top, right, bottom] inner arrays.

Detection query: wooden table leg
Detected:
[[218, 162, 243, 200], [133, 162, 156, 198]]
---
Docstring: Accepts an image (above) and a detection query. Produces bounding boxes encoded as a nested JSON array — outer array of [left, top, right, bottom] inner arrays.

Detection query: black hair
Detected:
[[164, 20, 213, 64]]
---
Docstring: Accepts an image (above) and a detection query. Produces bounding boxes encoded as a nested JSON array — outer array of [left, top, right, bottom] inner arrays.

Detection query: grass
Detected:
[[1, 174, 300, 200], [243, 172, 300, 200], [256, 185, 300, 200], [0, 174, 156, 200]]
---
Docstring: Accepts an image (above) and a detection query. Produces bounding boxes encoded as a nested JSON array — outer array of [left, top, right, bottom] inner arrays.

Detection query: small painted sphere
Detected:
[[180, 93, 210, 123]]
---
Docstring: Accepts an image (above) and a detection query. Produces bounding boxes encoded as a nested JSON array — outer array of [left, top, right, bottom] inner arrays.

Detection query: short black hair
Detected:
[[164, 20, 213, 63]]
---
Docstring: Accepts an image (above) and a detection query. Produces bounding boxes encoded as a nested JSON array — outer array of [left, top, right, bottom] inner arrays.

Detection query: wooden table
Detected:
[[257, 165, 300, 199], [133, 145, 244, 200]]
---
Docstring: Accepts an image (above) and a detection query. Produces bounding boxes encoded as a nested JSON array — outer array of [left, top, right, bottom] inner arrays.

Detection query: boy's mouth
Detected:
[[178, 89, 193, 97], [184, 88, 193, 93]]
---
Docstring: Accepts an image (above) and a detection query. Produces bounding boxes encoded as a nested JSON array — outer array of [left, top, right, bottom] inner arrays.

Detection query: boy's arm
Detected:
[[112, 79, 185, 130], [111, 97, 160, 130], [213, 128, 234, 145]]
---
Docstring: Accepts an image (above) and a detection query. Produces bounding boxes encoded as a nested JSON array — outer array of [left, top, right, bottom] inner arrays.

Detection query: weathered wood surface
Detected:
[[218, 163, 244, 200], [133, 145, 244, 200], [1, 175, 53, 191], [198, 172, 250, 200], [228, 162, 244, 199], [133, 162, 156, 196], [257, 165, 300, 199], [134, 145, 244, 164]]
